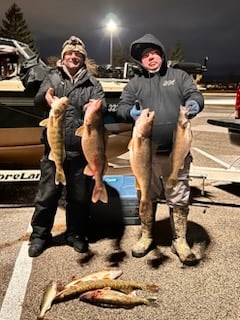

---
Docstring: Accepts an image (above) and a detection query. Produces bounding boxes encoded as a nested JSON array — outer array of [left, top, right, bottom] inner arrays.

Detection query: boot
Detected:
[[132, 201, 157, 258], [170, 206, 198, 266], [65, 203, 89, 253]]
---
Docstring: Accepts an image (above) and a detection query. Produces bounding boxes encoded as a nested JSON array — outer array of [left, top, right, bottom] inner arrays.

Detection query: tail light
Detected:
[[235, 84, 240, 119]]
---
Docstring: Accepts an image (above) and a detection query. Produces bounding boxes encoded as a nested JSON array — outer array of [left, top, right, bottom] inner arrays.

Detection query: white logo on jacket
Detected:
[[163, 80, 175, 86]]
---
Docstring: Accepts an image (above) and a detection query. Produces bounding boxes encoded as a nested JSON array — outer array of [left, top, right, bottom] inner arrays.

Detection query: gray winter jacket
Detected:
[[117, 33, 204, 152], [35, 66, 105, 158]]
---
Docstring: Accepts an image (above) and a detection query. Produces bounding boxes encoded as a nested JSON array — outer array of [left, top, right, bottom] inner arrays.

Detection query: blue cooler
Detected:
[[89, 175, 140, 231], [103, 175, 140, 225]]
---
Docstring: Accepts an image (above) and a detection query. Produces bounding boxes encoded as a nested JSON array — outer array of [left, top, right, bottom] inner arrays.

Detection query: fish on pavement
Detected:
[[166, 106, 192, 189], [37, 280, 58, 320], [39, 96, 69, 185], [75, 99, 108, 203], [80, 288, 159, 309], [62, 269, 123, 289], [54, 279, 159, 302], [128, 108, 155, 216]]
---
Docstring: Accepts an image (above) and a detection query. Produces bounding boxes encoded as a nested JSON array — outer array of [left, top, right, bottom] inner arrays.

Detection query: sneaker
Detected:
[[66, 235, 89, 253]]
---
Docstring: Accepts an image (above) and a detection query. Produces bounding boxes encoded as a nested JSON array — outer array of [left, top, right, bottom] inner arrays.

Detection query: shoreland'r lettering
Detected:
[[0, 171, 41, 182]]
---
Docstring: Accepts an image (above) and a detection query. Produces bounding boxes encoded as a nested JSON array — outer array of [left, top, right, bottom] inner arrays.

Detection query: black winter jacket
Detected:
[[35, 66, 105, 158], [117, 34, 204, 152]]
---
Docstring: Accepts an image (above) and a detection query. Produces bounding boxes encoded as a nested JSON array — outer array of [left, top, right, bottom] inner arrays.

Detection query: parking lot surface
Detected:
[[1, 103, 240, 320]]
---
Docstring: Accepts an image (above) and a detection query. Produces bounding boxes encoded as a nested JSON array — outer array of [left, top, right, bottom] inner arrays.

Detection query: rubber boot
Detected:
[[132, 201, 157, 258], [170, 206, 198, 266]]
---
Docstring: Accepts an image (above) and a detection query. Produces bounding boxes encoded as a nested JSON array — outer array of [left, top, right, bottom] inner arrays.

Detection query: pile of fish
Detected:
[[166, 106, 192, 189], [38, 269, 159, 319]]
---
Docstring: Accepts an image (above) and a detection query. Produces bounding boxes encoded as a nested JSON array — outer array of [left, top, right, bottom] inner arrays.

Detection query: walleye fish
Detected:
[[37, 280, 58, 320], [75, 99, 108, 203], [54, 279, 159, 302], [62, 269, 123, 289], [128, 108, 155, 216], [39, 96, 69, 185], [166, 106, 192, 189], [80, 288, 159, 309]]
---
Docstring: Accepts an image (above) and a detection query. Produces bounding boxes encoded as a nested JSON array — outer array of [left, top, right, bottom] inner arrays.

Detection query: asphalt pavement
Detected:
[[0, 179, 240, 320]]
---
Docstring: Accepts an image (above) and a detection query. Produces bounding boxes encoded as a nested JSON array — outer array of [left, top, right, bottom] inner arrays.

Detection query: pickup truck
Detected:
[[207, 84, 240, 146]]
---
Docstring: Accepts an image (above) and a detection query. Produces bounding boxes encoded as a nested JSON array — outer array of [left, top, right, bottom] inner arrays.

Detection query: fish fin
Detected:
[[127, 139, 133, 150], [145, 297, 159, 307], [48, 151, 54, 161], [92, 183, 108, 203], [119, 288, 134, 294], [104, 158, 109, 173], [135, 179, 140, 190], [83, 165, 94, 176], [166, 177, 177, 189], [39, 118, 49, 127], [128, 290, 138, 297], [75, 126, 85, 137], [104, 129, 110, 142]]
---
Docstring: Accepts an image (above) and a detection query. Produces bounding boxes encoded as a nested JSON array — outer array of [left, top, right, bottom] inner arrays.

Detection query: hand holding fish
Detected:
[[184, 100, 200, 119], [45, 87, 58, 106]]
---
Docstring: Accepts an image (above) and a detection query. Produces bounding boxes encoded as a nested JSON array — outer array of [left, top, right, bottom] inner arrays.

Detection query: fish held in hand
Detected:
[[166, 106, 192, 189], [75, 99, 108, 203], [39, 96, 69, 185], [80, 288, 159, 309], [37, 280, 58, 320], [128, 108, 155, 211]]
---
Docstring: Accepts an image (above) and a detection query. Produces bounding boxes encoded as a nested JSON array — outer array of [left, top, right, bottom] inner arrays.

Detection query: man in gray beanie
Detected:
[[28, 35, 106, 257], [61, 36, 87, 60]]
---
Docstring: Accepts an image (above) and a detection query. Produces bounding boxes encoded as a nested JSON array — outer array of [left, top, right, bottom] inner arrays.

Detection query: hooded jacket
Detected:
[[117, 33, 204, 152], [35, 65, 105, 159]]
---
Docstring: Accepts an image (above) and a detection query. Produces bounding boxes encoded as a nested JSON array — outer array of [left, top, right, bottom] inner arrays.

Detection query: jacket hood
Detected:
[[130, 33, 168, 75]]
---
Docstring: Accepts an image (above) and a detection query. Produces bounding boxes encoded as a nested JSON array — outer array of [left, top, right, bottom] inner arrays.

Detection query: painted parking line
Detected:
[[0, 225, 32, 320]]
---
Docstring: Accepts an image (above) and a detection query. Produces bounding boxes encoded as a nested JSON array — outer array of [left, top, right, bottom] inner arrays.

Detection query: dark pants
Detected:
[[30, 155, 93, 243]]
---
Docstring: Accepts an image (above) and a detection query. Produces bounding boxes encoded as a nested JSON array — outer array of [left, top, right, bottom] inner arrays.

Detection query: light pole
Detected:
[[106, 19, 117, 66]]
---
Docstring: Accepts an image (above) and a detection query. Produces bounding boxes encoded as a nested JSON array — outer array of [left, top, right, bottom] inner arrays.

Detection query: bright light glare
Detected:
[[107, 19, 117, 33]]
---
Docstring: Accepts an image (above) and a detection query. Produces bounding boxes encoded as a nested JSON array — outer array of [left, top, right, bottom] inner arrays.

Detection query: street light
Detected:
[[106, 19, 117, 66]]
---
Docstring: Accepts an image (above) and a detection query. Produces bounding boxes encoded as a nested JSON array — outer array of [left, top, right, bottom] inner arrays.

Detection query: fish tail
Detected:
[[145, 297, 159, 307], [55, 169, 66, 186], [144, 284, 159, 293], [92, 184, 108, 203], [166, 177, 177, 189]]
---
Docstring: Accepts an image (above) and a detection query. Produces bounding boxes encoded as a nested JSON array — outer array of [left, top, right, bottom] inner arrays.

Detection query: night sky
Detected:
[[0, 0, 239, 78]]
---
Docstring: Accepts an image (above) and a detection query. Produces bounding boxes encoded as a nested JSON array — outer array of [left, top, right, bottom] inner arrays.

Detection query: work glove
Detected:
[[184, 100, 200, 119], [130, 100, 142, 121]]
